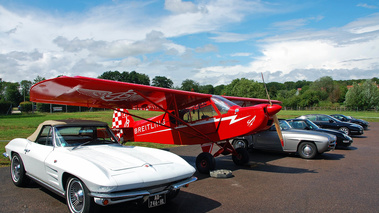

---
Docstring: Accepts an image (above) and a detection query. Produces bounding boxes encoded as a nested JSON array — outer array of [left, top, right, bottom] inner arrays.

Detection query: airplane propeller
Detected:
[[261, 73, 284, 147]]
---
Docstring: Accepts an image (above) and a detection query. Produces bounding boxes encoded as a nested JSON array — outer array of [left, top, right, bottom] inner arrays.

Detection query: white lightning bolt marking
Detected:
[[228, 115, 251, 125]]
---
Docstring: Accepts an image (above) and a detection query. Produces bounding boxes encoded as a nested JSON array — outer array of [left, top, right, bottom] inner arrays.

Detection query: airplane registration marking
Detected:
[[134, 119, 166, 135], [135, 114, 253, 137]]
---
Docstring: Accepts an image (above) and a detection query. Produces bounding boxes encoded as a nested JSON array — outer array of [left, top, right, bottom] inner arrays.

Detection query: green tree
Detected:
[[33, 76, 46, 84], [223, 78, 265, 98], [345, 80, 379, 110], [299, 90, 324, 107], [152, 76, 173, 88], [98, 71, 122, 81], [199, 85, 215, 94], [4, 82, 22, 106], [99, 71, 150, 85], [20, 80, 32, 102], [214, 85, 225, 95], [181, 79, 200, 92], [128, 71, 150, 85]]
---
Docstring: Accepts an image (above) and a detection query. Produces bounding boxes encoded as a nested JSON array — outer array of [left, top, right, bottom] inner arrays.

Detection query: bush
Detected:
[[19, 101, 33, 112]]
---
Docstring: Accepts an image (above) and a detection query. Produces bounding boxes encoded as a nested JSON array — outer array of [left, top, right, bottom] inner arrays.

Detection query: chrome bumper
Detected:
[[92, 176, 197, 206]]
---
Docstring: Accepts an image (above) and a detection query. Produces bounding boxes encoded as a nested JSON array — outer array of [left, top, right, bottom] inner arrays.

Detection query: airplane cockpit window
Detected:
[[211, 95, 237, 114], [180, 101, 218, 123]]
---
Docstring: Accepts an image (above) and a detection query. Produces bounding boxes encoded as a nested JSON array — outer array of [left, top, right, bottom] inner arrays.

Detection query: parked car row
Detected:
[[297, 114, 364, 135], [232, 114, 369, 159]]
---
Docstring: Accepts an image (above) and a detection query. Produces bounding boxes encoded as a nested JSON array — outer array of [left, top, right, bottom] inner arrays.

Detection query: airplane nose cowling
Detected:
[[266, 104, 282, 116]]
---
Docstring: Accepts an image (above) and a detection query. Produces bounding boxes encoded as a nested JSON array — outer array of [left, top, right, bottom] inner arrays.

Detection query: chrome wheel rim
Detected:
[[234, 140, 246, 149], [11, 156, 21, 182], [68, 179, 85, 213], [302, 145, 313, 157], [340, 127, 349, 135]]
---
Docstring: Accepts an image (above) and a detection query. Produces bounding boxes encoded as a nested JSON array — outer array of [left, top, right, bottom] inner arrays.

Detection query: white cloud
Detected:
[[195, 14, 379, 84], [164, 0, 199, 14]]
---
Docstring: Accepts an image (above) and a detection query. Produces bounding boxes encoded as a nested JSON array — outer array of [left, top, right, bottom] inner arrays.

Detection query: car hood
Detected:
[[315, 128, 344, 136], [69, 144, 176, 171]]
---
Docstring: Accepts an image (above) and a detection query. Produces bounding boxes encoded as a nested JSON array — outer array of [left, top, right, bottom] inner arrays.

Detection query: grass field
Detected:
[[1, 109, 378, 167]]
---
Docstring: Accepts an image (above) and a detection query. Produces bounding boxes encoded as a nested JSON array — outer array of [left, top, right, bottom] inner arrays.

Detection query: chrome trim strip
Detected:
[[91, 176, 197, 205], [26, 173, 65, 197], [171, 176, 197, 190]]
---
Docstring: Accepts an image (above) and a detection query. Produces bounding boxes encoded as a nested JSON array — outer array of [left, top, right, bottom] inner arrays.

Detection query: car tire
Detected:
[[232, 148, 250, 165], [339, 127, 350, 135], [66, 177, 98, 213], [232, 139, 248, 149], [196, 152, 216, 174], [298, 142, 317, 159], [10, 153, 29, 187]]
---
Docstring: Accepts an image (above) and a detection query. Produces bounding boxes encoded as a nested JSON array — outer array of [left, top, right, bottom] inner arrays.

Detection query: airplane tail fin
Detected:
[[112, 109, 135, 142]]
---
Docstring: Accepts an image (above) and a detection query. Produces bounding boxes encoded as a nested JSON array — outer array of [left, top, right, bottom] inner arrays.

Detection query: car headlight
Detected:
[[344, 134, 352, 140], [95, 185, 117, 193]]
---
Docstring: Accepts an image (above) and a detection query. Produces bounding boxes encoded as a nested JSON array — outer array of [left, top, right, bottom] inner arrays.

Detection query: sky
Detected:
[[0, 0, 379, 87]]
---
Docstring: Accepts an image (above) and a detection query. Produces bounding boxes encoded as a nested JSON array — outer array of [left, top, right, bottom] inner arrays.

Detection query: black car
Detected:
[[296, 114, 363, 135], [330, 114, 369, 130], [287, 118, 353, 148]]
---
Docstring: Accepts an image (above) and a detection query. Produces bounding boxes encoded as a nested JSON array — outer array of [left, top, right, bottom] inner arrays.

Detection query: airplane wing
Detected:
[[30, 76, 280, 111], [30, 76, 212, 111], [223, 95, 281, 107]]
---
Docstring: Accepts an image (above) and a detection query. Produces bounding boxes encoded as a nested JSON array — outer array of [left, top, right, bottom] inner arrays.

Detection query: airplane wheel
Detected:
[[232, 148, 249, 165], [196, 152, 215, 174]]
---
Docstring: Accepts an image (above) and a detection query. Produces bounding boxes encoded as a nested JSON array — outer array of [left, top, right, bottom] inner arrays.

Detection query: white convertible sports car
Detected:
[[3, 120, 197, 213]]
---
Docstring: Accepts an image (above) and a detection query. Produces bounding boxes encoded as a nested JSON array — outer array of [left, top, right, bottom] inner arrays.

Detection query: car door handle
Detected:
[[24, 149, 30, 153]]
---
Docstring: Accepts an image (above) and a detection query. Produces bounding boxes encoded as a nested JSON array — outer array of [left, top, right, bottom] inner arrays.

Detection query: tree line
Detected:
[[1, 71, 378, 114]]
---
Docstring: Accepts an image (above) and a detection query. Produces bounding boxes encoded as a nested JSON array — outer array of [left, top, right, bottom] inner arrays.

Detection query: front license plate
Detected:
[[148, 193, 166, 208]]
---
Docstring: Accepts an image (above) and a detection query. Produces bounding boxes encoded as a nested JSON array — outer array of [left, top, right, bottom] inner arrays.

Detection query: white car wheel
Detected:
[[10, 153, 29, 187], [66, 177, 95, 213]]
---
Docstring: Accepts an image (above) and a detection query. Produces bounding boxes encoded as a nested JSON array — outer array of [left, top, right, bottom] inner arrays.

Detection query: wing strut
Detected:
[[119, 91, 215, 143]]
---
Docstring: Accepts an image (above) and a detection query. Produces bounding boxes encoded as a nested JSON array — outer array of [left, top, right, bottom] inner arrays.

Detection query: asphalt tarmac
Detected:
[[1, 123, 378, 213]]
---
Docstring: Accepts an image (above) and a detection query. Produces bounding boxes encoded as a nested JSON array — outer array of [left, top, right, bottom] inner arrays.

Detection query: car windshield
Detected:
[[54, 125, 118, 147], [211, 95, 237, 114], [275, 120, 292, 130], [305, 119, 320, 129]]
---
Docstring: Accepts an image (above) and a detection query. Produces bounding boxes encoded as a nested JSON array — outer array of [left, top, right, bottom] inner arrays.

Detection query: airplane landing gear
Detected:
[[196, 152, 216, 174]]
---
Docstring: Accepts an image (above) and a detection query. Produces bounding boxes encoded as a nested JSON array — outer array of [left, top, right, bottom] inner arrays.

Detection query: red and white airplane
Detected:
[[30, 76, 282, 173]]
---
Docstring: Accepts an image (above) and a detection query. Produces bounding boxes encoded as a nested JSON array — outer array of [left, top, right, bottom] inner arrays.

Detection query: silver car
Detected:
[[232, 120, 336, 159]]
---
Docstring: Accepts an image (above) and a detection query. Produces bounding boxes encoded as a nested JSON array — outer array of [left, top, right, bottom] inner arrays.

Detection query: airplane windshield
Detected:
[[211, 95, 237, 114]]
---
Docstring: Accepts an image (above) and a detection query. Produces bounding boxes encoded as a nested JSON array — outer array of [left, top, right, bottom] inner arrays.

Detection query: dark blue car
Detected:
[[287, 118, 353, 148], [330, 114, 369, 130], [296, 114, 363, 136]]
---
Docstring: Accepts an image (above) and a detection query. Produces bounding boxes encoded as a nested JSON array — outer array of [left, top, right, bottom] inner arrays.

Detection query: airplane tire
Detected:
[[196, 152, 215, 174], [232, 148, 249, 165]]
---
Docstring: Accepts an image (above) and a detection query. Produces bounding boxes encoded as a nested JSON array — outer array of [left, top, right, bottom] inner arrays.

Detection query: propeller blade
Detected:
[[261, 73, 284, 147], [273, 115, 284, 147]]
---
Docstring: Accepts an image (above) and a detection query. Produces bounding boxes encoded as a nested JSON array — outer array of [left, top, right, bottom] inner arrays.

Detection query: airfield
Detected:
[[1, 123, 378, 213]]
